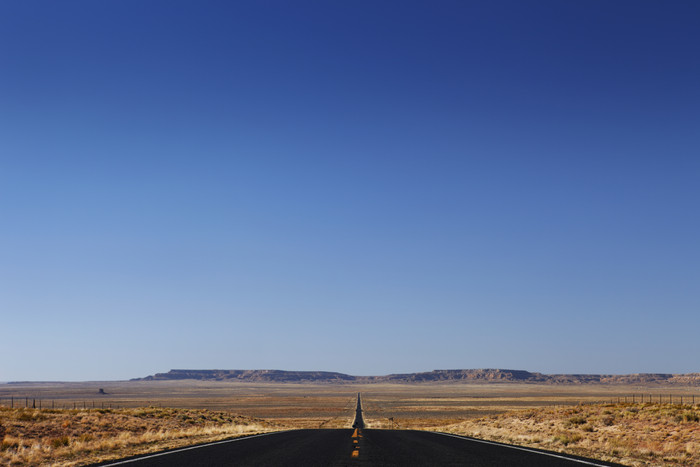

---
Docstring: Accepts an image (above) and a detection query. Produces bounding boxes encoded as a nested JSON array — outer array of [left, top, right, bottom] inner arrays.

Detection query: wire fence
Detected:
[[0, 393, 698, 411], [595, 393, 699, 405], [540, 394, 700, 409], [0, 397, 130, 410]]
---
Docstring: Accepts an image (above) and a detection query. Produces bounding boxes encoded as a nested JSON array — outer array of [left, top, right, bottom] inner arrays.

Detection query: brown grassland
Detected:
[[0, 380, 698, 466], [437, 403, 700, 466], [0, 406, 278, 466]]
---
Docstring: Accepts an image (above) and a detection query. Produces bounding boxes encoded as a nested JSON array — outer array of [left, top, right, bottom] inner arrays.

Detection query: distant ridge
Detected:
[[136, 369, 355, 383], [133, 369, 700, 385]]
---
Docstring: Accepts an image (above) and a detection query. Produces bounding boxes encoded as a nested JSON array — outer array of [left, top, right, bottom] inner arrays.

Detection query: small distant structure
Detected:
[[98, 388, 107, 395]]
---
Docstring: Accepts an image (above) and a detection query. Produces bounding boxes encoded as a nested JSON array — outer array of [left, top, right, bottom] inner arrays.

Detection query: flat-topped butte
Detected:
[[133, 369, 700, 385]]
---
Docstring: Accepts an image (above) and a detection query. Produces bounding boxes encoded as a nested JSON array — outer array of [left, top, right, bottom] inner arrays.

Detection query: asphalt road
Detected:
[[352, 393, 365, 429], [96, 429, 623, 467]]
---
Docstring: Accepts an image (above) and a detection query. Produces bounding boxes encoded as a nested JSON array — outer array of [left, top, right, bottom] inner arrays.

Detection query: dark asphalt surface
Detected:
[[95, 429, 623, 467], [352, 393, 364, 429]]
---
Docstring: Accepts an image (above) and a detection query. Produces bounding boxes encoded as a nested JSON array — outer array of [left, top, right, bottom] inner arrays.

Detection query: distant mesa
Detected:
[[135, 369, 356, 383], [132, 369, 700, 385]]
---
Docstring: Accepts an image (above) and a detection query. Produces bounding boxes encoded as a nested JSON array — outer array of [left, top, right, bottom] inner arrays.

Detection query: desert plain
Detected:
[[1, 379, 699, 466]]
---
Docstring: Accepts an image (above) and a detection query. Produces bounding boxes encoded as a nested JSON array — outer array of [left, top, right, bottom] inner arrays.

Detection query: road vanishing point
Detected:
[[95, 394, 622, 466]]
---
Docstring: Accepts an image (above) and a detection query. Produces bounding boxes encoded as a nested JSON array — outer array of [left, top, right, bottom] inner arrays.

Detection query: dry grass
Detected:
[[0, 406, 280, 466], [429, 403, 700, 466], [2, 381, 699, 465]]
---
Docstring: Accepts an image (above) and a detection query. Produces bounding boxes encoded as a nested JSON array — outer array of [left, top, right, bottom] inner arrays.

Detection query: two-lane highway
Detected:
[[96, 394, 623, 466], [352, 393, 365, 429], [96, 429, 622, 466]]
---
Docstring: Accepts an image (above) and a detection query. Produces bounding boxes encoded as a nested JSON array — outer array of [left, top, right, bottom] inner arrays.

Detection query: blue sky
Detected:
[[1, 1, 699, 381]]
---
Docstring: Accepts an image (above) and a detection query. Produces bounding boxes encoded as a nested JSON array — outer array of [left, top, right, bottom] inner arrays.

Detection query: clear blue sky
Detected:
[[1, 1, 698, 381]]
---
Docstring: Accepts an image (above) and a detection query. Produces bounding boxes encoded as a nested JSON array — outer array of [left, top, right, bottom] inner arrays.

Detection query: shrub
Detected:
[[554, 433, 582, 446], [567, 416, 587, 426], [51, 436, 70, 448], [601, 416, 615, 426], [16, 410, 45, 422], [1, 439, 19, 451]]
